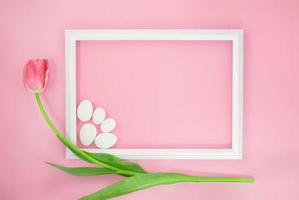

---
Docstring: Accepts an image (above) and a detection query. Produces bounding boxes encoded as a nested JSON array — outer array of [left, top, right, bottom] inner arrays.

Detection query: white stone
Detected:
[[95, 133, 117, 149], [101, 118, 116, 132], [77, 99, 93, 122], [92, 107, 106, 124], [80, 123, 97, 146]]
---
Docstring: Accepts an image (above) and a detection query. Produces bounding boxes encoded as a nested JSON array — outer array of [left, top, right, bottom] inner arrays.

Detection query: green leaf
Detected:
[[47, 162, 116, 176], [84, 152, 147, 175], [80, 172, 255, 200]]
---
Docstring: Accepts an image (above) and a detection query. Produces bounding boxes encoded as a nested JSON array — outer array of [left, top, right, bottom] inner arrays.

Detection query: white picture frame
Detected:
[[65, 29, 243, 160]]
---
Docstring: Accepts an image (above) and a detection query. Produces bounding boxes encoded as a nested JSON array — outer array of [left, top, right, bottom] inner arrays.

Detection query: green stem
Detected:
[[35, 93, 254, 184], [34, 93, 140, 176], [186, 176, 254, 183]]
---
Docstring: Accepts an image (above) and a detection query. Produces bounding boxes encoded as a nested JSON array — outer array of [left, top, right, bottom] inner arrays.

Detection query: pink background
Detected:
[[77, 40, 232, 149], [1, 0, 299, 199]]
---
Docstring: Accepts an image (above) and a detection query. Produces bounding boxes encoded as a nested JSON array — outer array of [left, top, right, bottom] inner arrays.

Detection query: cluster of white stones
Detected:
[[77, 99, 117, 149]]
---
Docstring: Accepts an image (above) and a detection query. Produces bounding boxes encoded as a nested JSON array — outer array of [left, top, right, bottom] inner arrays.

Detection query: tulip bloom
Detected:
[[23, 59, 49, 93]]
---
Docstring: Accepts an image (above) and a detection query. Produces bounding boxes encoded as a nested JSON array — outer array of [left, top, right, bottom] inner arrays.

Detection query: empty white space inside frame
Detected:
[[65, 29, 243, 159]]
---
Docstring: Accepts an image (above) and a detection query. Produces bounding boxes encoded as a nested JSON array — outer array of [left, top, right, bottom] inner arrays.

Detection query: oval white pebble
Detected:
[[101, 118, 116, 133], [95, 133, 117, 149], [92, 107, 106, 124], [80, 123, 97, 146], [77, 99, 93, 122]]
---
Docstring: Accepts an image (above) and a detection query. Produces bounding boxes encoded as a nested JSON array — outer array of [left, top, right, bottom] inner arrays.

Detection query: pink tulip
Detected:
[[23, 59, 49, 93]]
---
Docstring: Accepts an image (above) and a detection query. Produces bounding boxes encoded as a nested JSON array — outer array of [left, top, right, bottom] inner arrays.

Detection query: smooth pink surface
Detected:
[[1, 0, 299, 199], [77, 41, 232, 149]]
